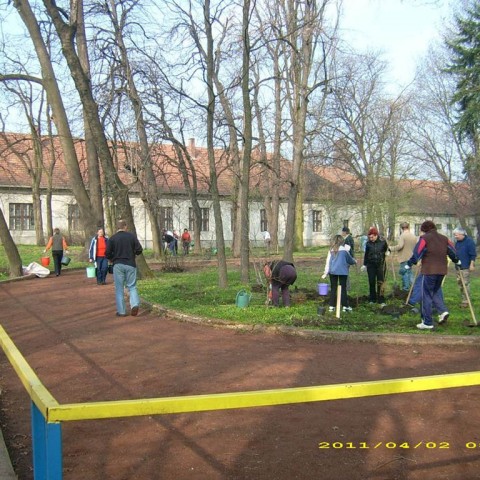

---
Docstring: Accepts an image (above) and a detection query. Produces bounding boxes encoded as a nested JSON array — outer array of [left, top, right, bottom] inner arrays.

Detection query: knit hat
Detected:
[[420, 221, 436, 233], [368, 227, 379, 236]]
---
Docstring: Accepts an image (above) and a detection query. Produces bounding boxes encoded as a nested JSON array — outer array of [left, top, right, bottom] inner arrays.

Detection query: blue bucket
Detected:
[[318, 283, 329, 296]]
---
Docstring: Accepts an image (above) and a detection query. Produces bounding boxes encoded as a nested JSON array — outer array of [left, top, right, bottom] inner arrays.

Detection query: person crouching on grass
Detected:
[[263, 260, 297, 307], [322, 235, 356, 312]]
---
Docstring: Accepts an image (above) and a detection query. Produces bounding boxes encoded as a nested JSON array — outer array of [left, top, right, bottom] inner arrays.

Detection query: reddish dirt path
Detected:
[[1, 270, 480, 480]]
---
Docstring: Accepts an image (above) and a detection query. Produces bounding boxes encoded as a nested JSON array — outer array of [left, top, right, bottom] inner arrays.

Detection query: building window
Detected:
[[343, 219, 349, 229], [312, 210, 322, 232], [189, 208, 195, 231], [159, 206, 173, 231], [414, 224, 422, 236], [9, 203, 34, 230], [188, 207, 209, 231], [201, 208, 209, 231], [68, 204, 81, 231], [436, 224, 442, 232], [260, 209, 268, 232]]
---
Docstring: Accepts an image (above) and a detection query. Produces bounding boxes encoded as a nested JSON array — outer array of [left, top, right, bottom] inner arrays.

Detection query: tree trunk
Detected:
[[205, 0, 227, 288], [13, 0, 97, 242], [239, 0, 253, 283], [0, 207, 22, 278]]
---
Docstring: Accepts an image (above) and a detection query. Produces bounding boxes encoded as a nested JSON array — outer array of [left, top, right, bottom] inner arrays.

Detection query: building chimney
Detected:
[[188, 138, 195, 153]]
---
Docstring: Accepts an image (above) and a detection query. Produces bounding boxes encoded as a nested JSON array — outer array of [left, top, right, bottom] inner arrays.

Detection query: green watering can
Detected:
[[236, 289, 252, 308]]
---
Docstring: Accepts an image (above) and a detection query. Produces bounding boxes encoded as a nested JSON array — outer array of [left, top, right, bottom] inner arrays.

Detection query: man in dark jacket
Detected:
[[407, 221, 459, 330], [341, 227, 355, 257], [106, 219, 143, 317]]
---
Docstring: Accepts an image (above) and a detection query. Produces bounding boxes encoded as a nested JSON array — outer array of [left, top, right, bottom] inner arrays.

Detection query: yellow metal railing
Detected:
[[2, 323, 480, 479]]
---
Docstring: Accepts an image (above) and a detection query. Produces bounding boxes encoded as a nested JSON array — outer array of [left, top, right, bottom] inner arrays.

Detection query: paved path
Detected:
[[1, 270, 480, 480]]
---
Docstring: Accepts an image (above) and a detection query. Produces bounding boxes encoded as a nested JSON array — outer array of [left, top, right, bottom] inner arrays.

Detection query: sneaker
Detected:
[[116, 313, 127, 317], [417, 322, 434, 330], [131, 306, 139, 317], [342, 306, 352, 312], [379, 303, 386, 308], [438, 311, 449, 324], [328, 306, 335, 312]]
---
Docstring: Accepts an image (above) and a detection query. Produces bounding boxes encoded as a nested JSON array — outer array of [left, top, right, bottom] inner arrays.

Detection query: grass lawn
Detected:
[[1, 245, 479, 336], [138, 252, 480, 336]]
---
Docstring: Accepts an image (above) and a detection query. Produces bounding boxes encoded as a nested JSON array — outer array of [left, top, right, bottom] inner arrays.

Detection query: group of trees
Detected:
[[0, 0, 479, 283]]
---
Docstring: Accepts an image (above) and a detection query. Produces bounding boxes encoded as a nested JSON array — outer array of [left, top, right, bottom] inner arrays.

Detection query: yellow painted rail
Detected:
[[49, 371, 480, 422], [2, 325, 480, 424]]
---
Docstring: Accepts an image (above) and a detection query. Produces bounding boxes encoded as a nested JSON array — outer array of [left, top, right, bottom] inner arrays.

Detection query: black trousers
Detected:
[[367, 262, 385, 303], [329, 274, 349, 307], [52, 250, 63, 276]]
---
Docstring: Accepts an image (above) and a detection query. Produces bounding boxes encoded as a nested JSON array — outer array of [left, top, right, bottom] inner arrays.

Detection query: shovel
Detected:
[[405, 266, 420, 306], [458, 269, 478, 327], [390, 255, 398, 290]]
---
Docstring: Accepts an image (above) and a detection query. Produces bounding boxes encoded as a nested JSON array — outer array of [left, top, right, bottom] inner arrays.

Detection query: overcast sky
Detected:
[[340, 0, 455, 91]]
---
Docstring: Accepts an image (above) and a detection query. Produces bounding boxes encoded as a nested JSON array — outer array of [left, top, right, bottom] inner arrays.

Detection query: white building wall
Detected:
[[2, 190, 476, 247]]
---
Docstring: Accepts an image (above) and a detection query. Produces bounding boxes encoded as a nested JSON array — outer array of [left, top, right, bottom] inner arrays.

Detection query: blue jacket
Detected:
[[455, 235, 477, 270], [328, 249, 356, 276], [89, 234, 109, 261]]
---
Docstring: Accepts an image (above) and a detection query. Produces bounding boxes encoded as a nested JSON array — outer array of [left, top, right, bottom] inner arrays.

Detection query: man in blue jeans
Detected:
[[408, 269, 450, 324], [106, 219, 143, 317]]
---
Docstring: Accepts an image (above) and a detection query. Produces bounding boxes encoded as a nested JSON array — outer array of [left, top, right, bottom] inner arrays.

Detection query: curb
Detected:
[[150, 303, 480, 347], [0, 391, 17, 480]]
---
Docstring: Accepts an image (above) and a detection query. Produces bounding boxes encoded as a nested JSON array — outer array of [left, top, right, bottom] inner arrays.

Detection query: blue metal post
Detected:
[[31, 401, 62, 480]]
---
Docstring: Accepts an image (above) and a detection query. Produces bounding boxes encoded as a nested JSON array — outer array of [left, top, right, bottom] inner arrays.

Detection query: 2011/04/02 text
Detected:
[[318, 442, 454, 449]]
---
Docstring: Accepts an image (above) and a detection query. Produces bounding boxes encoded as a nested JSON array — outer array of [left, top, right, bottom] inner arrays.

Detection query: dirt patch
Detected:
[[1, 270, 480, 480]]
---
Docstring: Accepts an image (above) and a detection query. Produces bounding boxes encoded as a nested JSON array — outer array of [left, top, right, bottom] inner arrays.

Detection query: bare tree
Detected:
[[8, 0, 98, 244], [30, 0, 152, 276], [322, 52, 411, 233], [409, 44, 473, 229], [275, 0, 334, 261]]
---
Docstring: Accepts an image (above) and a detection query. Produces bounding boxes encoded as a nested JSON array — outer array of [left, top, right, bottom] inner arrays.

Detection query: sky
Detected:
[[340, 0, 455, 91]]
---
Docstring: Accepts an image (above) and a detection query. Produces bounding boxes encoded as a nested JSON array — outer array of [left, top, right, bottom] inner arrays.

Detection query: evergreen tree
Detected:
[[446, 0, 480, 141]]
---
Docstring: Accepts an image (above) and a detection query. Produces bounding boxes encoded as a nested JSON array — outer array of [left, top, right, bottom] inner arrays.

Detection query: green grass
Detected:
[[138, 255, 480, 336], [2, 245, 478, 336]]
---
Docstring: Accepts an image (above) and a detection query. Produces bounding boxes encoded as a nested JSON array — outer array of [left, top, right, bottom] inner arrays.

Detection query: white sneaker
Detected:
[[417, 322, 434, 330], [438, 311, 449, 324], [328, 306, 335, 312], [342, 306, 352, 312]]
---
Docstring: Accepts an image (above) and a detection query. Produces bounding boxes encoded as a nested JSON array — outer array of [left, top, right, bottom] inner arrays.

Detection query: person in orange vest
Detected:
[[181, 228, 191, 255], [89, 228, 110, 285], [44, 228, 69, 277]]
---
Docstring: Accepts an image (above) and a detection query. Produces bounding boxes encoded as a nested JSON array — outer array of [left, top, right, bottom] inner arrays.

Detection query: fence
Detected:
[[2, 323, 480, 479]]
